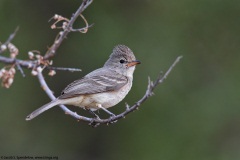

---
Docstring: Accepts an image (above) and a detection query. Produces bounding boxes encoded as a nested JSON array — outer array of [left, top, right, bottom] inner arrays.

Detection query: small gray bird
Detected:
[[26, 45, 140, 120]]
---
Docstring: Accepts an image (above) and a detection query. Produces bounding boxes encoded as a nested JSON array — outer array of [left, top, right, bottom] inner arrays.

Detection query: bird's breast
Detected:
[[89, 80, 132, 109]]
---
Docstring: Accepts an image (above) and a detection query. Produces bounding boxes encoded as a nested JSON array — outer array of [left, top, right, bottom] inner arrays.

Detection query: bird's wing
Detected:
[[59, 73, 128, 99]]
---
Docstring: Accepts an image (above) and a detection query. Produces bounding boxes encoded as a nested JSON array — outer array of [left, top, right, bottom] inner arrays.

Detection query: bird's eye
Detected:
[[120, 59, 125, 63]]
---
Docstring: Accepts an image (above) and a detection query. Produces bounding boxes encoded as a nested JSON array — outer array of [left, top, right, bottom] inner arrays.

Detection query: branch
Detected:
[[36, 56, 183, 127], [0, 55, 36, 69], [44, 0, 93, 60], [0, 55, 81, 73]]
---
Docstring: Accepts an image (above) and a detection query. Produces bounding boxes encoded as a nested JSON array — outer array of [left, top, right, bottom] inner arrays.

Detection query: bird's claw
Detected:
[[89, 118, 100, 128], [108, 114, 117, 124]]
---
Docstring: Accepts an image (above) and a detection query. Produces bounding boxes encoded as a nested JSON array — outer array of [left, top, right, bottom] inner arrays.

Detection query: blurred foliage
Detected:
[[0, 0, 240, 160]]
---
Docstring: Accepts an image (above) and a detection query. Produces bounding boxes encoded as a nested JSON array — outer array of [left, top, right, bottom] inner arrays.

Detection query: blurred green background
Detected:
[[0, 0, 240, 159]]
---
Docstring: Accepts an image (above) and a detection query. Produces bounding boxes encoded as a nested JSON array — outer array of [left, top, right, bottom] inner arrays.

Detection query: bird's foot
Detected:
[[89, 118, 101, 128], [107, 114, 117, 124]]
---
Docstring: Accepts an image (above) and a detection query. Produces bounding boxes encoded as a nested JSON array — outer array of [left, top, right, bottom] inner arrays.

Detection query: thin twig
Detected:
[[16, 63, 26, 77], [46, 66, 81, 72], [70, 23, 94, 32], [0, 27, 19, 54], [0, 55, 82, 73], [70, 14, 94, 33], [44, 0, 93, 60], [36, 56, 183, 127], [156, 56, 183, 85]]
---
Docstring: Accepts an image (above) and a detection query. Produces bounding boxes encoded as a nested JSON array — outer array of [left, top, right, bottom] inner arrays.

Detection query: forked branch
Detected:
[[0, 0, 92, 87]]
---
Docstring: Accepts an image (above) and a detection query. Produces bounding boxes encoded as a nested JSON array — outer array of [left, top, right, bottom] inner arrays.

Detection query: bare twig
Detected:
[[70, 14, 94, 33], [44, 0, 93, 59], [70, 23, 94, 32], [0, 27, 19, 54], [36, 56, 183, 127], [16, 63, 25, 77], [46, 66, 81, 72], [0, 55, 81, 73]]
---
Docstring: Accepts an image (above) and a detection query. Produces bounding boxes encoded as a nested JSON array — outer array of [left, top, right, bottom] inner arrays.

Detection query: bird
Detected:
[[26, 44, 140, 120]]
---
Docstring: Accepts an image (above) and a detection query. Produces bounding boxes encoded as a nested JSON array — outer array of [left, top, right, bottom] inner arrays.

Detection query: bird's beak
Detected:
[[127, 60, 141, 67]]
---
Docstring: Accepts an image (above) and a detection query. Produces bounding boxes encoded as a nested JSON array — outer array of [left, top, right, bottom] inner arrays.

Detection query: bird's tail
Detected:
[[26, 99, 61, 121]]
